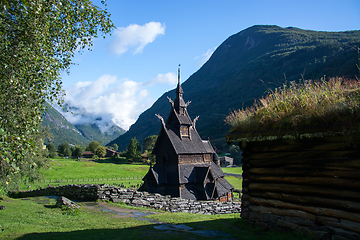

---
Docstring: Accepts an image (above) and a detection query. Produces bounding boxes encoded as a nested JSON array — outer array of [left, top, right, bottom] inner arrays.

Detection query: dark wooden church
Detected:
[[139, 68, 234, 201]]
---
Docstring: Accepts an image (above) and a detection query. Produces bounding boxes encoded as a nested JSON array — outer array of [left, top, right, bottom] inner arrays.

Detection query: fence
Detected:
[[35, 176, 142, 184]]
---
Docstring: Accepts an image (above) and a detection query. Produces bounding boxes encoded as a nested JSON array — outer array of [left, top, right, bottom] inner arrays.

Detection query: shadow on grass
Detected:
[[15, 218, 311, 240]]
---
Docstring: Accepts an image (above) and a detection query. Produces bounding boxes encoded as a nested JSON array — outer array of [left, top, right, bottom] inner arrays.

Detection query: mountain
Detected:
[[109, 25, 360, 152], [74, 122, 125, 144], [42, 103, 126, 147]]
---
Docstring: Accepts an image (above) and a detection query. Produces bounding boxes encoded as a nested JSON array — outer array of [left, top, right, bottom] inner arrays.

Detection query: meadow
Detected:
[[0, 157, 315, 240], [22, 157, 149, 190], [221, 167, 243, 175], [21, 157, 243, 192], [0, 195, 312, 240]]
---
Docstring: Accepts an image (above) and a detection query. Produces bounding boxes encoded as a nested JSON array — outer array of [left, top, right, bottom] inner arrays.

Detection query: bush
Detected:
[[47, 143, 57, 158], [95, 146, 107, 158]]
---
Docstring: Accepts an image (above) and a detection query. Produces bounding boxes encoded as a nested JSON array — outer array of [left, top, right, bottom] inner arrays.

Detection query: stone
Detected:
[[56, 196, 80, 209], [111, 198, 121, 203], [131, 199, 150, 206]]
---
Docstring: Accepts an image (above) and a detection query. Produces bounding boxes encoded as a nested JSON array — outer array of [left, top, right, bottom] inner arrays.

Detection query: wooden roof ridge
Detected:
[[173, 107, 193, 125], [165, 106, 192, 126]]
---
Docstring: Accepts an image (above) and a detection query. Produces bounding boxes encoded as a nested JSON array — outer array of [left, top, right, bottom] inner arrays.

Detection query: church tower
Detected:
[[139, 66, 234, 201], [166, 66, 193, 140]]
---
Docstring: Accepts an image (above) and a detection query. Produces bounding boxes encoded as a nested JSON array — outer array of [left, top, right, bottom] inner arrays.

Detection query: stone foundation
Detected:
[[8, 184, 241, 215]]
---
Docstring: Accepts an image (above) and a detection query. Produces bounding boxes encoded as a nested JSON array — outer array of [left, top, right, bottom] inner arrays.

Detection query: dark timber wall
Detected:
[[239, 135, 360, 240]]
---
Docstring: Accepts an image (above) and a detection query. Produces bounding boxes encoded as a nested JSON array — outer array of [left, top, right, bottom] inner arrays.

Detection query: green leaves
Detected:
[[0, 0, 114, 189], [95, 146, 107, 158], [126, 138, 142, 163]]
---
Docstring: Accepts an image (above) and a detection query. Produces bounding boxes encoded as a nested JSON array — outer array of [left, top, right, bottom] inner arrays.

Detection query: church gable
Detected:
[[152, 125, 177, 163]]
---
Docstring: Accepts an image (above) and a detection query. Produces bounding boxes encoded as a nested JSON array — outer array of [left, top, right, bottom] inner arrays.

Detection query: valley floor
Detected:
[[0, 195, 312, 240]]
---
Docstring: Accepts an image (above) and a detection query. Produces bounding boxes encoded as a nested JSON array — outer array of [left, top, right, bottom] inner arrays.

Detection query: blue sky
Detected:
[[60, 0, 360, 130]]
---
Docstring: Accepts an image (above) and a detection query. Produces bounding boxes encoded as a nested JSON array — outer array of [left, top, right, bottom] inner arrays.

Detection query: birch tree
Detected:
[[0, 0, 114, 188]]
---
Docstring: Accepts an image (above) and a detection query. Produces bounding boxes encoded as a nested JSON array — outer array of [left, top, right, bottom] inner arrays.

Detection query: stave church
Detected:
[[139, 67, 234, 201]]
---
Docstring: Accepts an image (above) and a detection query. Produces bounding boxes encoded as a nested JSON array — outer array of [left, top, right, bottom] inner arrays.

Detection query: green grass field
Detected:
[[221, 167, 243, 175], [221, 167, 243, 198], [21, 158, 243, 193], [0, 195, 312, 240], [42, 157, 149, 179], [21, 157, 149, 190]]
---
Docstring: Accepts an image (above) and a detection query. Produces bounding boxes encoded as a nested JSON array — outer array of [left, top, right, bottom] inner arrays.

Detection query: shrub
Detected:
[[95, 146, 107, 158]]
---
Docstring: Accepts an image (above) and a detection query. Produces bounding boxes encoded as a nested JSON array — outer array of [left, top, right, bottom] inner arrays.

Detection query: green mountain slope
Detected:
[[109, 25, 360, 151], [42, 103, 126, 147], [75, 123, 125, 144], [42, 104, 90, 146]]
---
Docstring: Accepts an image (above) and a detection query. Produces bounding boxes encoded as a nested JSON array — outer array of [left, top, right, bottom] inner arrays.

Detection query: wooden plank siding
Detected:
[[239, 135, 360, 239]]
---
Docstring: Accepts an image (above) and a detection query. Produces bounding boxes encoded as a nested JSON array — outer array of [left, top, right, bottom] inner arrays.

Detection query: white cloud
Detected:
[[195, 47, 216, 67], [111, 21, 165, 55], [61, 71, 178, 131], [62, 75, 153, 131]]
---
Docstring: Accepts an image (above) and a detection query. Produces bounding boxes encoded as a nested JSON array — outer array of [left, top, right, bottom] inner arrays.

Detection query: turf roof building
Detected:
[[139, 68, 234, 201]]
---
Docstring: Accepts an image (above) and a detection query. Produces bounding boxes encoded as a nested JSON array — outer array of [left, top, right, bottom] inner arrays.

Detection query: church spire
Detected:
[[176, 64, 183, 95], [175, 65, 185, 111]]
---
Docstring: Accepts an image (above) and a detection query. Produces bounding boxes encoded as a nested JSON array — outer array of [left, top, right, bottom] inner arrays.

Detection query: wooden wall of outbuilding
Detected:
[[240, 135, 360, 239]]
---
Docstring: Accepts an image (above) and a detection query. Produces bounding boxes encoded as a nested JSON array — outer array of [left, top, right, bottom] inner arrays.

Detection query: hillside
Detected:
[[109, 25, 360, 151], [75, 122, 125, 144], [42, 103, 126, 147], [42, 104, 89, 146]]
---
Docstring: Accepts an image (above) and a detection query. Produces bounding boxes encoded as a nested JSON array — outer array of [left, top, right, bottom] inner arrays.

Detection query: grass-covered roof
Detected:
[[225, 77, 360, 142]]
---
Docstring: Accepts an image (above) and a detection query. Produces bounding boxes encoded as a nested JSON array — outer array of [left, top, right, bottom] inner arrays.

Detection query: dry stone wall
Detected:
[[8, 184, 241, 215]]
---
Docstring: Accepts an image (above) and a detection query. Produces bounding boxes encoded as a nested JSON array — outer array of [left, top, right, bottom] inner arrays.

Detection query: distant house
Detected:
[[105, 148, 119, 158], [139, 68, 234, 201], [83, 149, 118, 158], [82, 151, 94, 158], [141, 152, 149, 161], [219, 156, 234, 167]]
